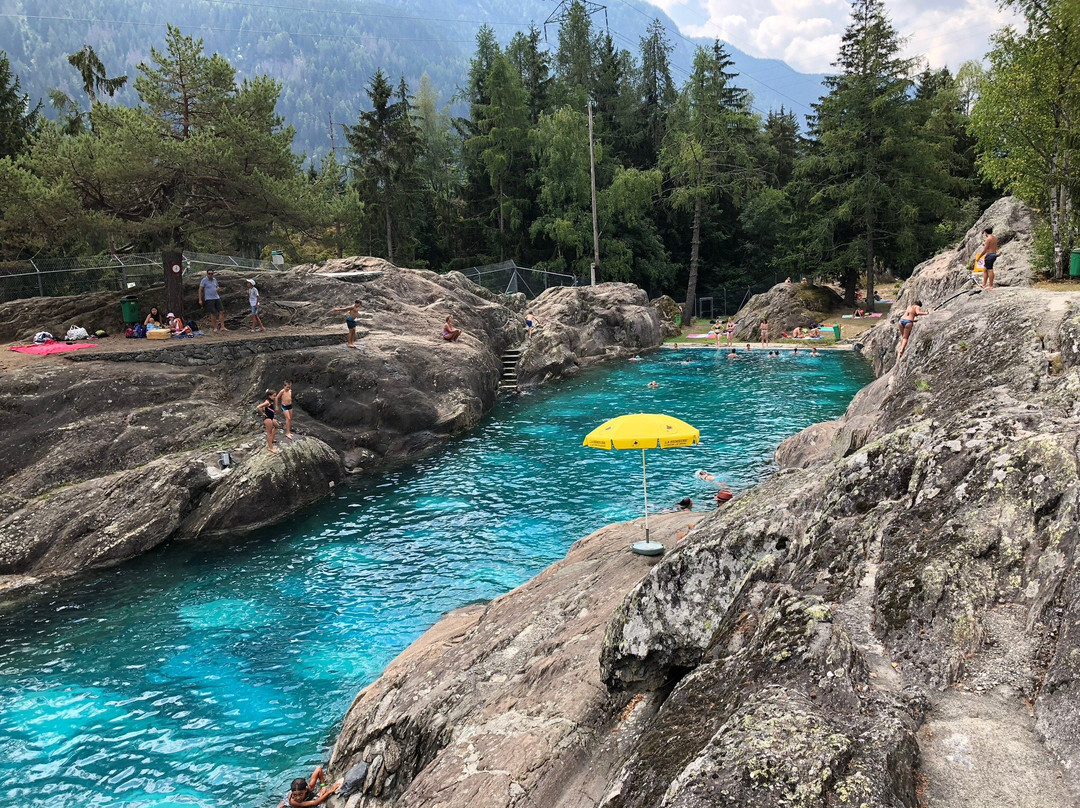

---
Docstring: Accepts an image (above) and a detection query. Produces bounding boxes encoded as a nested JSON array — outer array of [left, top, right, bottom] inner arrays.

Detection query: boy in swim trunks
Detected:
[[276, 380, 294, 440], [981, 227, 999, 289], [332, 300, 362, 348], [897, 300, 929, 358]]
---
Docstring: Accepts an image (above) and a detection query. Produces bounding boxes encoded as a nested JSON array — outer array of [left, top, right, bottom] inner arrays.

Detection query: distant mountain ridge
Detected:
[[1, 0, 826, 158]]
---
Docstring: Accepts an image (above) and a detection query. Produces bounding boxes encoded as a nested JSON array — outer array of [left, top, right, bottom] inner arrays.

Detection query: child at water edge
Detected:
[[277, 381, 294, 440], [278, 765, 341, 807], [257, 389, 280, 454]]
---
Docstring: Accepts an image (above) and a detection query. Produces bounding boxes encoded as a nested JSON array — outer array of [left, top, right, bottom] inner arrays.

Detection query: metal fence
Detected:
[[0, 252, 292, 304], [456, 261, 581, 299]]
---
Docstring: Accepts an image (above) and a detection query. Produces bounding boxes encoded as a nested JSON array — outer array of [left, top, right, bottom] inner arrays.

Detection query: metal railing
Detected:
[[0, 252, 293, 303], [456, 261, 580, 299]]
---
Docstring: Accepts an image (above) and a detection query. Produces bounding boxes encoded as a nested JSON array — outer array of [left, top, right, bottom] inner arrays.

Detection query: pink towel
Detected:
[[10, 341, 99, 355]]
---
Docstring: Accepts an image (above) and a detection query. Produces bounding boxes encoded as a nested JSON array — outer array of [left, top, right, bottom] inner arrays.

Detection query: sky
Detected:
[[648, 0, 1025, 74]]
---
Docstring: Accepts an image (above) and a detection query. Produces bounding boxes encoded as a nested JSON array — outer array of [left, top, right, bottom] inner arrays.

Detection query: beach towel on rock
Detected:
[[10, 342, 98, 355]]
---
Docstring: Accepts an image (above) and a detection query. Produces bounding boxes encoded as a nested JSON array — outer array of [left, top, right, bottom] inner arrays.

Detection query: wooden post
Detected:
[[588, 100, 600, 286], [163, 251, 185, 321]]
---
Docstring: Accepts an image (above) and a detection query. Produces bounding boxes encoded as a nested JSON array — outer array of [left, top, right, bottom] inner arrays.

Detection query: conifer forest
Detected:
[[2, 0, 1078, 309]]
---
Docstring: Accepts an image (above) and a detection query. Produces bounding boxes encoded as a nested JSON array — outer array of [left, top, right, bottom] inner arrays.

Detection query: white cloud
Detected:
[[673, 0, 1025, 74]]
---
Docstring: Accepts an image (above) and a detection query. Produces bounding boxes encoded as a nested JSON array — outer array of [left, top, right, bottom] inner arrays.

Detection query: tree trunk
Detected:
[[865, 209, 876, 312], [162, 250, 185, 322], [385, 205, 394, 265], [683, 195, 702, 325], [498, 180, 505, 261]]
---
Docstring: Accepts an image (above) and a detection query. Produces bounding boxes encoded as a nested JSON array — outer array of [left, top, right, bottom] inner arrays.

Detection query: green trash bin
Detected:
[[1070, 248, 1080, 278], [674, 314, 682, 328], [832, 324, 842, 341], [121, 296, 140, 324]]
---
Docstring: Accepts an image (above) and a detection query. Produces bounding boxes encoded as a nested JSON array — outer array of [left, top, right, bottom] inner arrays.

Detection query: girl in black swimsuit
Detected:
[[257, 389, 280, 454]]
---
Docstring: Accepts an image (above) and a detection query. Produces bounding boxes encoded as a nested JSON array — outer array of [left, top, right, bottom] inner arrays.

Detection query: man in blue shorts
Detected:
[[981, 227, 999, 290], [199, 268, 228, 332]]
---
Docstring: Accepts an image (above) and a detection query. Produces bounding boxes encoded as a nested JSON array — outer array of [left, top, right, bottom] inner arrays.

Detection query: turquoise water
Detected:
[[0, 348, 873, 807]]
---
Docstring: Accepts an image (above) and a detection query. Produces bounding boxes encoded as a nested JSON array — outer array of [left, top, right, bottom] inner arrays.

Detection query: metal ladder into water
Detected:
[[499, 348, 522, 391]]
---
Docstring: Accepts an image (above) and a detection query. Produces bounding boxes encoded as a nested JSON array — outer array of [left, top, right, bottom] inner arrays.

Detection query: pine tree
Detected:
[[593, 34, 640, 164], [763, 107, 800, 188], [467, 53, 532, 260], [136, 26, 235, 140], [636, 19, 676, 170], [346, 70, 424, 264], [0, 52, 39, 159], [68, 45, 127, 105], [807, 0, 938, 305], [507, 26, 552, 123], [553, 1, 599, 108], [662, 42, 761, 323]]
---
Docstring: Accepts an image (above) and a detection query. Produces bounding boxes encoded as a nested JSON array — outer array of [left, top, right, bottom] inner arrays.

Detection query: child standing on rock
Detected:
[[257, 389, 280, 454], [247, 279, 265, 332], [276, 381, 295, 441], [332, 300, 362, 348]]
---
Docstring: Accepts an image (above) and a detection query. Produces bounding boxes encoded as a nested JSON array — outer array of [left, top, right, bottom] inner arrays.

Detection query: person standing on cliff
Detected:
[[981, 227, 999, 290], [199, 268, 228, 332], [331, 300, 361, 349], [897, 300, 929, 358], [276, 380, 295, 441], [760, 318, 769, 346]]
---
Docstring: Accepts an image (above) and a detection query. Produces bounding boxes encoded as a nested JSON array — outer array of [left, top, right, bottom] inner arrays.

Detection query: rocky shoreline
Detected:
[[322, 200, 1080, 807], [0, 262, 668, 598]]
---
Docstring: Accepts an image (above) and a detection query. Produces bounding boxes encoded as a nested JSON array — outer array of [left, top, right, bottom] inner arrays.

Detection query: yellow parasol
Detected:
[[583, 413, 700, 554]]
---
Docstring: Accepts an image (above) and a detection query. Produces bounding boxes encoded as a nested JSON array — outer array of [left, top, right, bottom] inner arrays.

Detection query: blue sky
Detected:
[[650, 0, 1024, 73]]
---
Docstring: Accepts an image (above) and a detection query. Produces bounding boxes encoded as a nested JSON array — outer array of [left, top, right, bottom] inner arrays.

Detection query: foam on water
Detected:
[[0, 348, 873, 807]]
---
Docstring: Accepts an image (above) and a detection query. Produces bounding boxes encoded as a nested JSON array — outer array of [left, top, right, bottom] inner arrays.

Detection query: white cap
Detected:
[[246, 278, 255, 285]]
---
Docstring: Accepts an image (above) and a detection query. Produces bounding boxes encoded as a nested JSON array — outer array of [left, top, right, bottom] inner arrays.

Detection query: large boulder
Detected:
[[325, 219, 1080, 804], [0, 264, 518, 593], [730, 282, 843, 341], [858, 196, 1037, 375], [517, 283, 663, 384]]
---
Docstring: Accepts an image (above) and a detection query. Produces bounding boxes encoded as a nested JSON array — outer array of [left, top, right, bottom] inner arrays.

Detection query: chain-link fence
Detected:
[[457, 261, 581, 299], [0, 252, 292, 304]]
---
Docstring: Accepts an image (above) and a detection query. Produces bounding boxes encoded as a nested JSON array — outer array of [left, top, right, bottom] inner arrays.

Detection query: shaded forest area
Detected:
[[2, 0, 1078, 310]]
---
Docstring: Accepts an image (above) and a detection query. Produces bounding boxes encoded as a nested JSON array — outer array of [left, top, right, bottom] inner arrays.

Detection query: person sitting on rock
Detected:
[[278, 765, 341, 808], [144, 306, 165, 329], [442, 315, 462, 342], [168, 313, 191, 336], [675, 497, 692, 511]]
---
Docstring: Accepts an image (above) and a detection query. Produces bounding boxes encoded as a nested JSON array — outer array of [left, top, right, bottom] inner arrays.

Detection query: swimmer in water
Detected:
[[647, 380, 659, 388]]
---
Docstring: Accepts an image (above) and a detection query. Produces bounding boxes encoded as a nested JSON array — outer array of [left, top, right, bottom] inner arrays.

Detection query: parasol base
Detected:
[[631, 541, 665, 557]]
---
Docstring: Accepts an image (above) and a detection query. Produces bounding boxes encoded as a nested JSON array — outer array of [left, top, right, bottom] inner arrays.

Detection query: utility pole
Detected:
[[588, 99, 600, 286]]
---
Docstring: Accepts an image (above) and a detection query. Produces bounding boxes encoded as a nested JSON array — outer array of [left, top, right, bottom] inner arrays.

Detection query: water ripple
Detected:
[[0, 349, 872, 807]]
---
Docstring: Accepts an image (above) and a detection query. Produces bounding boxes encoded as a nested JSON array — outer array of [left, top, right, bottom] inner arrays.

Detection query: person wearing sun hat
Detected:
[[168, 312, 191, 336], [246, 278, 265, 332]]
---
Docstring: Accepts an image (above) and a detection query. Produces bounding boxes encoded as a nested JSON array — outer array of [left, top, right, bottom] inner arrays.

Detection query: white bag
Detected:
[[66, 326, 90, 340]]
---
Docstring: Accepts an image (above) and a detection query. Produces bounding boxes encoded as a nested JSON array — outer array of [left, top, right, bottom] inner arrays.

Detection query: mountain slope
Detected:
[[1, 0, 825, 158]]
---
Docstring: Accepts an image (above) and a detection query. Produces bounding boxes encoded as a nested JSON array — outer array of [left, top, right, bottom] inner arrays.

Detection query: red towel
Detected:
[[10, 342, 99, 355]]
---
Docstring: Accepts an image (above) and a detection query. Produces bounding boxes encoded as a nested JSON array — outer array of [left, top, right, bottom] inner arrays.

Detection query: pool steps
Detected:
[[499, 348, 522, 390]]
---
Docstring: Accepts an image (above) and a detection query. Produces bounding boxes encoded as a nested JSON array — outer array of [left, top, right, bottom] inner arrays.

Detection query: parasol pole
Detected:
[[642, 448, 649, 542]]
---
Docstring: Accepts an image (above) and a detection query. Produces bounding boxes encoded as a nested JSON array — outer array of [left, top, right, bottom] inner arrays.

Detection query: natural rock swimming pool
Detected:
[[0, 348, 874, 807]]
